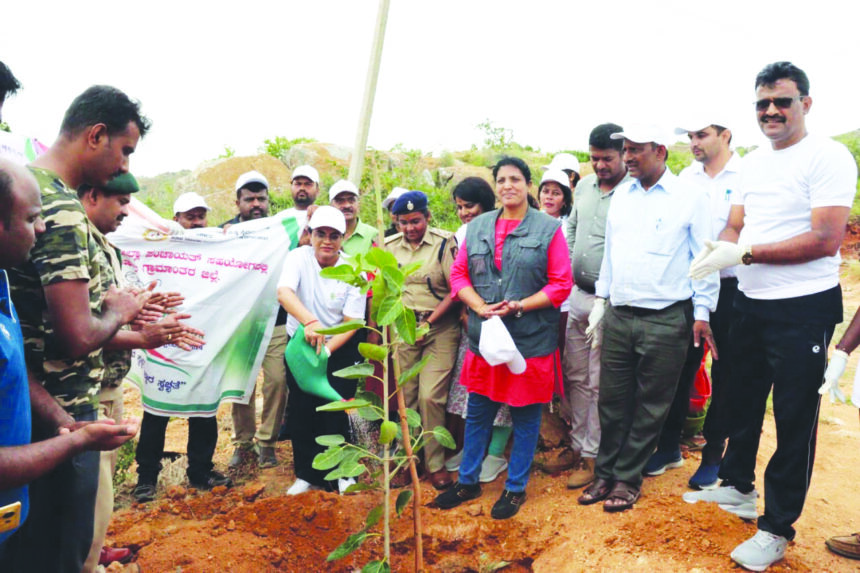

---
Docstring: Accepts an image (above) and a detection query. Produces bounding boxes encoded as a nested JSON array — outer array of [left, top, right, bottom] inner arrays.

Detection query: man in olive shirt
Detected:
[[384, 191, 460, 490], [562, 123, 630, 489], [330, 179, 377, 256]]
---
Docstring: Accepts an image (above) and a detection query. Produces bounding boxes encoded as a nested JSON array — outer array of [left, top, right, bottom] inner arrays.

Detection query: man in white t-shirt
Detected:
[[643, 120, 742, 487], [230, 165, 320, 469], [688, 61, 858, 571]]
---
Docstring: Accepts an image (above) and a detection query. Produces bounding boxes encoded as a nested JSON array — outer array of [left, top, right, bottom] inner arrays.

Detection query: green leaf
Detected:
[[395, 489, 413, 516], [365, 247, 398, 270], [315, 319, 366, 335], [365, 504, 384, 528], [394, 307, 417, 345], [358, 342, 388, 362], [315, 434, 346, 447], [401, 261, 423, 276], [312, 447, 345, 471], [370, 274, 387, 323], [433, 426, 456, 450], [344, 480, 378, 493], [357, 406, 383, 421], [341, 462, 368, 478], [355, 390, 383, 410], [332, 363, 375, 379], [379, 420, 398, 445], [377, 296, 403, 326], [327, 531, 368, 561], [320, 264, 358, 283], [323, 466, 345, 481], [404, 408, 422, 428], [316, 399, 371, 412], [397, 354, 430, 386], [382, 265, 404, 287], [362, 560, 390, 573]]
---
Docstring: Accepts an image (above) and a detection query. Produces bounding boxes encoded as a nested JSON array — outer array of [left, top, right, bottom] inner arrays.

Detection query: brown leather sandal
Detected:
[[603, 481, 640, 512], [577, 477, 614, 505]]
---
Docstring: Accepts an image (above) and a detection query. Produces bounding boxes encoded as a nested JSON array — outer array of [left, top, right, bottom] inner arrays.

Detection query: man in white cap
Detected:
[[544, 152, 581, 192], [576, 125, 718, 513], [173, 192, 211, 229], [282, 165, 320, 231], [220, 170, 269, 227], [642, 119, 742, 488], [329, 179, 377, 256]]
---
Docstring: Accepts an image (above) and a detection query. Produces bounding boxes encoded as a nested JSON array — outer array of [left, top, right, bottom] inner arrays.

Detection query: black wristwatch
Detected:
[[741, 245, 754, 266]]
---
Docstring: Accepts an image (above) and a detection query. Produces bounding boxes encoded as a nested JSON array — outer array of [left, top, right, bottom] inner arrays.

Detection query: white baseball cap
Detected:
[[674, 120, 732, 135], [479, 316, 526, 375], [308, 205, 347, 234], [291, 165, 320, 184], [539, 169, 571, 191], [173, 192, 211, 215], [610, 125, 673, 147], [382, 187, 408, 209], [543, 152, 580, 174], [329, 179, 359, 200], [235, 170, 269, 192]]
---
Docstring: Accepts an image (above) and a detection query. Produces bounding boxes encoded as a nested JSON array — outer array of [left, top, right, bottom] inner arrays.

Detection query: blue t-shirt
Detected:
[[0, 269, 30, 544]]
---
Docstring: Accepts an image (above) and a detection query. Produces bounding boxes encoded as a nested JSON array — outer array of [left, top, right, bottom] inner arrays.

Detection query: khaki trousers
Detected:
[[83, 384, 124, 573], [231, 324, 288, 447], [397, 318, 460, 473]]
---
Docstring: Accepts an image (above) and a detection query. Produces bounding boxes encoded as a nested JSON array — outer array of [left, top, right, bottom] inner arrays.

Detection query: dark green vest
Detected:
[[465, 208, 561, 358]]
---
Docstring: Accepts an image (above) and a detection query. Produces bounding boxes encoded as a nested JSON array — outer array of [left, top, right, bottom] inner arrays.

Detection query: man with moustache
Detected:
[[687, 61, 857, 571], [643, 119, 742, 488], [173, 192, 211, 229], [230, 165, 321, 468], [220, 170, 270, 227], [561, 123, 631, 489], [4, 85, 152, 573], [329, 179, 377, 256], [577, 125, 718, 513]]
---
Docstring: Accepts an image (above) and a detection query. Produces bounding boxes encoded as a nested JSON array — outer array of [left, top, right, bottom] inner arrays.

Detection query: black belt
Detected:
[[612, 298, 691, 316], [577, 283, 596, 295]]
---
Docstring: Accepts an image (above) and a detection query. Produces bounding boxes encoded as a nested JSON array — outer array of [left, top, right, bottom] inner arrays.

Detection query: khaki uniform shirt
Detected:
[[384, 228, 456, 315]]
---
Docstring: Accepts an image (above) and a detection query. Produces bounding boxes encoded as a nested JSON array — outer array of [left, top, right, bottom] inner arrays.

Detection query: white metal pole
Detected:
[[347, 0, 391, 187]]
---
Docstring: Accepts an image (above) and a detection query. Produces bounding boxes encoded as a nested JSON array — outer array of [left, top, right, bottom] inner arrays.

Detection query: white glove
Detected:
[[819, 349, 848, 403], [689, 240, 746, 280], [585, 298, 605, 349]]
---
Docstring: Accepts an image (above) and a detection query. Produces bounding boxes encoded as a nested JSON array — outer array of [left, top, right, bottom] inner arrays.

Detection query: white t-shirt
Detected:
[[733, 134, 858, 299], [680, 153, 743, 279], [275, 207, 310, 233], [277, 246, 366, 337]]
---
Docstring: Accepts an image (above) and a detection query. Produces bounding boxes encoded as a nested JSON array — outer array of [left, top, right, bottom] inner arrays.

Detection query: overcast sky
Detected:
[[3, 1, 859, 176]]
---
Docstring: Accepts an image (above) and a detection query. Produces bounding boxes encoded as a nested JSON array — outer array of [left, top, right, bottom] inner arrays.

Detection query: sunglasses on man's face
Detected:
[[754, 96, 804, 112]]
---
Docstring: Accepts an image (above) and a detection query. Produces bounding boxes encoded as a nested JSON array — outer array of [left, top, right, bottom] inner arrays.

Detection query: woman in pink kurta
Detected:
[[434, 156, 572, 520]]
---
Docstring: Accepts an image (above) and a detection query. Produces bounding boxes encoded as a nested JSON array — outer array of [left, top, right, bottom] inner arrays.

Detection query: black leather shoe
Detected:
[[188, 470, 233, 490], [491, 489, 527, 519], [432, 482, 481, 510]]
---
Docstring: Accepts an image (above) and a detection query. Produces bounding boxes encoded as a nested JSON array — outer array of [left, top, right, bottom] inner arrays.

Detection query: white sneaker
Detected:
[[719, 501, 758, 521], [479, 455, 508, 483], [730, 529, 788, 571], [445, 450, 464, 472], [683, 485, 757, 506], [338, 477, 356, 494], [286, 478, 313, 495]]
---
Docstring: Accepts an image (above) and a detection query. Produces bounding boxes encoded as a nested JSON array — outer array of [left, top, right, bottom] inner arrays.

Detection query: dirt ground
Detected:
[[106, 255, 860, 572]]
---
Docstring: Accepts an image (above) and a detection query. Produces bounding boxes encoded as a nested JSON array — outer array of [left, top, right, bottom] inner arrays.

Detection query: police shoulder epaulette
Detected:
[[384, 232, 404, 244]]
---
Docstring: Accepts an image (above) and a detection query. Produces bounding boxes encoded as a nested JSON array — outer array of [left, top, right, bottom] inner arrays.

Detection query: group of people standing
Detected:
[[1, 57, 859, 573]]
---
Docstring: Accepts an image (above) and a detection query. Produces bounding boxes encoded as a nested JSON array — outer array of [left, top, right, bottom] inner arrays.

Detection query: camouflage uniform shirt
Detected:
[[8, 167, 119, 415]]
